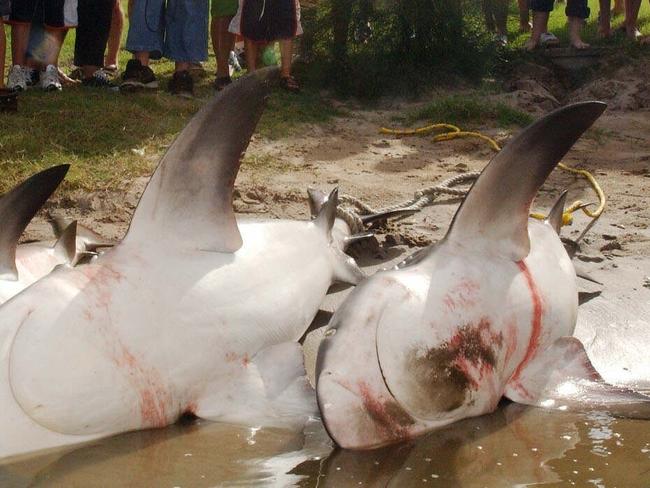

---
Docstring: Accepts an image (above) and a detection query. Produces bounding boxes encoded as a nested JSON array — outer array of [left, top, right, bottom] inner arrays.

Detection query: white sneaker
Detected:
[[41, 65, 62, 92], [7, 65, 27, 92]]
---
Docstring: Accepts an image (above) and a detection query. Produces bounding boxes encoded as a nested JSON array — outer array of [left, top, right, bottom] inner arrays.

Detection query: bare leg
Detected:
[[211, 16, 234, 79], [518, 0, 532, 32], [525, 11, 549, 50], [482, 0, 496, 32], [494, 0, 509, 36], [175, 61, 190, 73], [43, 29, 65, 66], [599, 0, 612, 36], [10, 23, 31, 66], [568, 16, 589, 48], [245, 39, 258, 72], [624, 0, 642, 38], [134, 51, 150, 66], [105, 0, 124, 69]]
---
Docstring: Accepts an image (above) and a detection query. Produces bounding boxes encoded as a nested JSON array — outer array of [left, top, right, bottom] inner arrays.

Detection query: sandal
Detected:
[[280, 75, 301, 93]]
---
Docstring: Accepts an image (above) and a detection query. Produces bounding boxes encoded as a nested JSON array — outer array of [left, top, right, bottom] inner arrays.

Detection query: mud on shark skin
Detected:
[[315, 101, 650, 450], [0, 68, 365, 461]]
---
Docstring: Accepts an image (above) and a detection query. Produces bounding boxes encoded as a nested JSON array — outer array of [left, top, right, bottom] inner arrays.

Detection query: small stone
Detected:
[[600, 240, 622, 252], [602, 234, 617, 240], [576, 254, 604, 263]]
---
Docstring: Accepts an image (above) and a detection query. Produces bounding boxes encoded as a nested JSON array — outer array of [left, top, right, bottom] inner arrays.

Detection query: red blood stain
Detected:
[[357, 381, 414, 441], [503, 320, 519, 366], [225, 352, 238, 363], [509, 261, 543, 397], [443, 280, 480, 312], [242, 354, 250, 367]]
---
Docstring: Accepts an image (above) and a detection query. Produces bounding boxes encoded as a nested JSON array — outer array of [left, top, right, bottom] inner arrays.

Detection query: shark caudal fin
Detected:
[[505, 336, 650, 419], [124, 68, 279, 252], [445, 102, 606, 261], [0, 165, 70, 280]]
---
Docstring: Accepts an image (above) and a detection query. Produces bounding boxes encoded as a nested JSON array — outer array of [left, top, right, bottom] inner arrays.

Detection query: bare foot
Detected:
[[598, 24, 611, 38], [519, 22, 532, 33], [570, 39, 591, 49]]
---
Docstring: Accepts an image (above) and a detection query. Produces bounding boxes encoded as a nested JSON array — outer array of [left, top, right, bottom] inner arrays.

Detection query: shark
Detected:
[[315, 101, 650, 450], [0, 69, 364, 460]]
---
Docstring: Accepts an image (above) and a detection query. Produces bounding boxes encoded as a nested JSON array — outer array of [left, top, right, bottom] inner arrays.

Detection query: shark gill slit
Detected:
[[508, 261, 543, 397]]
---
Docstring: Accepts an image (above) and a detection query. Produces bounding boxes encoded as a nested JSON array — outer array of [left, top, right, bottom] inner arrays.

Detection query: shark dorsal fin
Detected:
[[0, 165, 70, 280], [53, 221, 78, 264], [49, 214, 115, 251], [314, 188, 338, 237], [546, 190, 568, 234], [124, 68, 278, 252], [445, 102, 606, 261]]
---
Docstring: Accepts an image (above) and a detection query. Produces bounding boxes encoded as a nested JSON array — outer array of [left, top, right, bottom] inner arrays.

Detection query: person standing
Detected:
[[74, 0, 115, 87], [120, 0, 209, 97], [229, 0, 302, 92], [211, 0, 238, 90], [104, 0, 125, 72], [525, 0, 590, 50], [482, 0, 509, 44]]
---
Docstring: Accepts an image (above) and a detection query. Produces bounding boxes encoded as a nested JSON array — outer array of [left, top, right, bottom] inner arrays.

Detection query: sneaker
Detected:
[[228, 50, 242, 72], [41, 65, 62, 92], [7, 65, 27, 91], [24, 67, 38, 87], [213, 76, 232, 91], [120, 59, 158, 91], [168, 70, 193, 98], [83, 69, 118, 89], [540, 32, 560, 46]]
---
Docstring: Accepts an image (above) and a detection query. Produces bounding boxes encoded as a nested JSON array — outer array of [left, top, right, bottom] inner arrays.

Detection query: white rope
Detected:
[[336, 172, 480, 233]]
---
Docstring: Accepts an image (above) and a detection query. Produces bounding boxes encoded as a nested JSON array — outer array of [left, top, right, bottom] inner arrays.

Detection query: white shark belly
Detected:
[[1, 220, 331, 458], [0, 243, 62, 304]]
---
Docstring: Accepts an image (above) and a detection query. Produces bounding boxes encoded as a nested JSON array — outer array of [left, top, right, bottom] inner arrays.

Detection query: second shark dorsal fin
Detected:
[[124, 68, 278, 252], [314, 188, 338, 237], [49, 214, 115, 251], [53, 221, 78, 265], [0, 165, 70, 280], [445, 102, 606, 261], [546, 190, 568, 234]]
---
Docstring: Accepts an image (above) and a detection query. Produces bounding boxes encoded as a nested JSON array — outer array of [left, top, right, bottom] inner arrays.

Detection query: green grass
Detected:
[[0, 1, 339, 194], [404, 95, 534, 129], [507, 0, 650, 47]]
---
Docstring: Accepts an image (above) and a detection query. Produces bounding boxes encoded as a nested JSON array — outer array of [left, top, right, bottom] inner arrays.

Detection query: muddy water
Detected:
[[1, 404, 649, 487]]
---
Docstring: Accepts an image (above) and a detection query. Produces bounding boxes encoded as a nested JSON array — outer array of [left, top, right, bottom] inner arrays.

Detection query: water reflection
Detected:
[[2, 404, 650, 487]]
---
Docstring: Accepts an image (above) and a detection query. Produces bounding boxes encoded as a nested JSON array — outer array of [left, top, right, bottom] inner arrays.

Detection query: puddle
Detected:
[[2, 403, 649, 487]]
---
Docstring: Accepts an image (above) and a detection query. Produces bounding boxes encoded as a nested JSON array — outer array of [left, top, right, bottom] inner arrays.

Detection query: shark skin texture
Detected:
[[316, 101, 650, 450], [0, 68, 364, 461]]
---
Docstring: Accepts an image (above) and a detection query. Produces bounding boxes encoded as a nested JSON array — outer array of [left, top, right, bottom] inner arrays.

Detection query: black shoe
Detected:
[[83, 70, 118, 89], [213, 76, 232, 91], [120, 59, 158, 91], [168, 70, 194, 98]]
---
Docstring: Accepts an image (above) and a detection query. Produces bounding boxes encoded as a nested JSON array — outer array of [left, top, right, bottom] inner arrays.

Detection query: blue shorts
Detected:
[[530, 0, 590, 19]]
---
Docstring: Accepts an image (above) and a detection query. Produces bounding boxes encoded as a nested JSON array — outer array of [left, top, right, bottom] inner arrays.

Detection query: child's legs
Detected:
[[518, 0, 531, 28], [528, 0, 552, 45], [125, 0, 165, 63], [599, 0, 611, 35], [245, 39, 258, 71], [211, 0, 237, 77], [105, 0, 124, 67], [279, 38, 292, 77], [566, 0, 590, 47], [624, 0, 641, 33], [481, 0, 497, 32], [163, 0, 209, 71], [493, 0, 509, 35], [75, 0, 113, 76]]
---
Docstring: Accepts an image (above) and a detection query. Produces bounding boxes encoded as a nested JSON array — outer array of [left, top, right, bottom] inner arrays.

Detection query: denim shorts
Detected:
[[126, 0, 209, 62]]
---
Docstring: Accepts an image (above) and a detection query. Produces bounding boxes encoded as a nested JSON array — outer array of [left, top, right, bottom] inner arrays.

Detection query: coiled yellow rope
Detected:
[[380, 123, 606, 226]]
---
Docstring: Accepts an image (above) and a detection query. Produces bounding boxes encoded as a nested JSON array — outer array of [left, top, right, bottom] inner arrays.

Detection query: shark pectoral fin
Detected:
[[332, 249, 366, 285], [0, 165, 70, 281], [53, 221, 78, 265], [445, 102, 606, 261], [196, 343, 317, 428], [546, 190, 568, 234], [505, 336, 650, 418], [124, 68, 279, 253]]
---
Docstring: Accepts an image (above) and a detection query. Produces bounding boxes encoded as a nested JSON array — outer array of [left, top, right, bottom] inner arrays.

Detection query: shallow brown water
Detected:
[[2, 403, 649, 487]]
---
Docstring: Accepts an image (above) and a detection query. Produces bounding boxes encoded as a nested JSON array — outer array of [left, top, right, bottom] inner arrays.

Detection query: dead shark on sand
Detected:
[[316, 101, 650, 450], [0, 68, 367, 460]]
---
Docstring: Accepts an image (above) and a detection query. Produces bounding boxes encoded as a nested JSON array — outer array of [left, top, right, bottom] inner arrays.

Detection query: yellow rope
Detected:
[[380, 122, 606, 226]]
